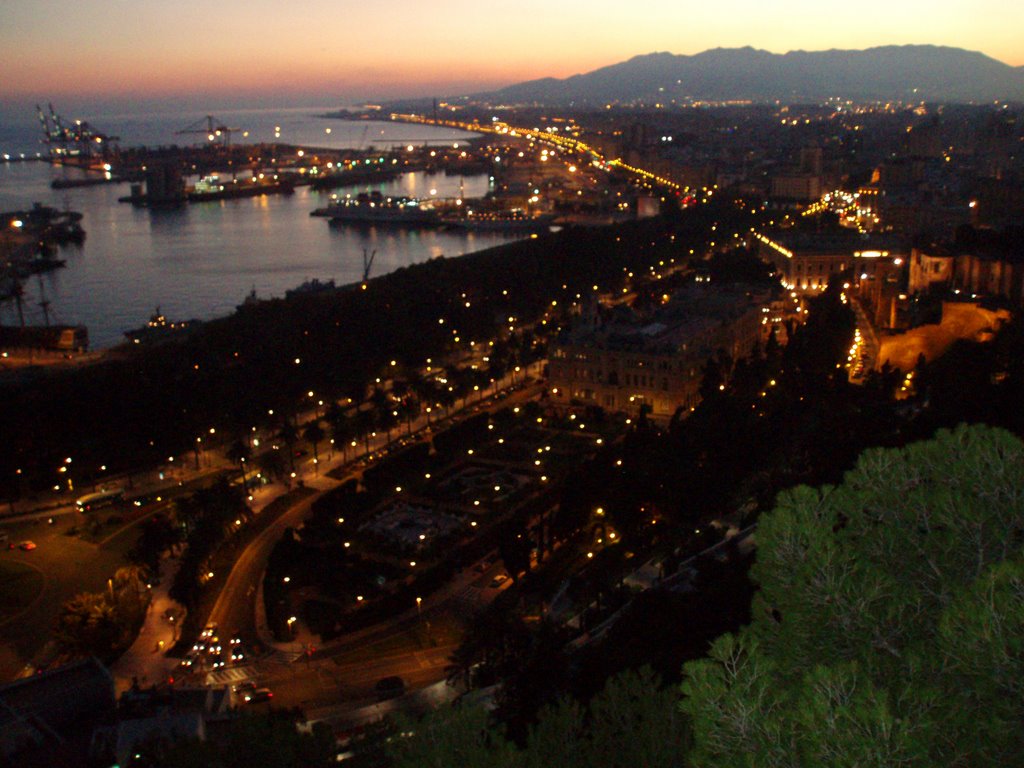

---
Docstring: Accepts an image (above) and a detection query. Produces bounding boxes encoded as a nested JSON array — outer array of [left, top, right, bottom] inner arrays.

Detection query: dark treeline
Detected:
[[0, 200, 755, 500], [368, 425, 1024, 768]]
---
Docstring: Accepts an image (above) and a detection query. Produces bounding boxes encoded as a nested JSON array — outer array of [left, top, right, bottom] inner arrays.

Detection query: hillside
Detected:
[[482, 45, 1024, 104]]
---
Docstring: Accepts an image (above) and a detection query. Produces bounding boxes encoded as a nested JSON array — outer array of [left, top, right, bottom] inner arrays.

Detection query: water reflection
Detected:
[[1, 163, 517, 348]]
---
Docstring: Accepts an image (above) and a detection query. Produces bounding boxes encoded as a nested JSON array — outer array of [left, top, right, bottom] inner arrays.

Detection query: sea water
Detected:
[[0, 108, 517, 348]]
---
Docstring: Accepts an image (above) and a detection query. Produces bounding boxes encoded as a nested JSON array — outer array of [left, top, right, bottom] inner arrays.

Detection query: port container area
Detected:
[[0, 324, 89, 354]]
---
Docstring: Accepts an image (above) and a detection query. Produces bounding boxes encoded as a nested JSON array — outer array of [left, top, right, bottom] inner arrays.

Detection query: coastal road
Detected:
[[205, 477, 336, 646]]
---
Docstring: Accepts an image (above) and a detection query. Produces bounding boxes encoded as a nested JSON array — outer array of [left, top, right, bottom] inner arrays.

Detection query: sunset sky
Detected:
[[2, 0, 1022, 108]]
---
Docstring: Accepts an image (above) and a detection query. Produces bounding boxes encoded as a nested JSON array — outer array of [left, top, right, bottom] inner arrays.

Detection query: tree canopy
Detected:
[[681, 423, 1024, 767]]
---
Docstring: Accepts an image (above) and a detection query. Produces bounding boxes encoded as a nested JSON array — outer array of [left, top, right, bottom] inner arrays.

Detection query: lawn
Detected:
[[0, 559, 45, 618]]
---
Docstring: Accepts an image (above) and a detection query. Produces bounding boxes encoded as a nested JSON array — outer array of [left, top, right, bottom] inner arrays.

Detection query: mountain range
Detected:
[[480, 46, 1024, 105]]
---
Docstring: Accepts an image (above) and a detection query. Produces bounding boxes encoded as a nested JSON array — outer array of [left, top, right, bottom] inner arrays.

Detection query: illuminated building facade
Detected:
[[909, 247, 955, 294], [548, 285, 774, 422], [770, 174, 822, 203], [909, 246, 1024, 306], [755, 230, 907, 295]]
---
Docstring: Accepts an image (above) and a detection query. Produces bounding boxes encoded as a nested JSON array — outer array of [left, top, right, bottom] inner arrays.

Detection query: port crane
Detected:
[[175, 115, 242, 147], [362, 249, 377, 282], [37, 103, 119, 161]]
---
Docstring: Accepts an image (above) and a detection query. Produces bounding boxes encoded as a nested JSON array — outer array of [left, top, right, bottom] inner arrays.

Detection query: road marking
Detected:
[[205, 664, 256, 685]]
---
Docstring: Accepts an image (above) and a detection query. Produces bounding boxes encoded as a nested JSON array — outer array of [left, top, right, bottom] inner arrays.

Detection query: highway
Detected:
[[392, 112, 698, 195]]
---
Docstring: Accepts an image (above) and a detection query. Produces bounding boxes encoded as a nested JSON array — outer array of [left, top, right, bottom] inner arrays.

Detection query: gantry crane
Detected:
[[175, 115, 242, 147]]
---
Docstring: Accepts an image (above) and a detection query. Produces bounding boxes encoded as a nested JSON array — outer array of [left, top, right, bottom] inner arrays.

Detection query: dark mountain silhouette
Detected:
[[481, 46, 1024, 104]]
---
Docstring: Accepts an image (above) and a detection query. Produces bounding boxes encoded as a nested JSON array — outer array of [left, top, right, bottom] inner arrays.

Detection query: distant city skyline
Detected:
[[2, 0, 1022, 107]]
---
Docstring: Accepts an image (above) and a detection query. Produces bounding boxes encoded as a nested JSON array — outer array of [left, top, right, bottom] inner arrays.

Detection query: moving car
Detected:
[[245, 687, 273, 704]]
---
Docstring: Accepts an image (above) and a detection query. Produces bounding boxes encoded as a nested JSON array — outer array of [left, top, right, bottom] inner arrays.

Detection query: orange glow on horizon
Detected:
[[3, 0, 1022, 99]]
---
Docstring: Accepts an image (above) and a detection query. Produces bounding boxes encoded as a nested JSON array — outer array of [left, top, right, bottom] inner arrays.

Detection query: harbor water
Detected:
[[0, 109, 519, 348]]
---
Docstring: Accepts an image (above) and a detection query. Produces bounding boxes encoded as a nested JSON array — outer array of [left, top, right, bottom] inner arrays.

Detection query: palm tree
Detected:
[[257, 449, 287, 485], [370, 387, 399, 445], [377, 405, 398, 447], [447, 365, 472, 411], [398, 396, 419, 435], [354, 408, 377, 458], [226, 438, 252, 490], [437, 384, 456, 420], [325, 404, 352, 461], [392, 378, 410, 403], [112, 564, 150, 624], [410, 374, 438, 426], [488, 356, 508, 395], [302, 420, 325, 472], [277, 419, 298, 472]]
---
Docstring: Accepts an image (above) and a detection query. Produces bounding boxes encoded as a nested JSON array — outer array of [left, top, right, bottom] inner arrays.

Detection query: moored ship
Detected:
[[440, 208, 557, 232], [123, 308, 201, 345], [311, 191, 441, 226], [187, 174, 295, 202]]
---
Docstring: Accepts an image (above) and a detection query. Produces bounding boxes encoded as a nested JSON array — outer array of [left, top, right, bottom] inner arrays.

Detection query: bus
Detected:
[[75, 487, 124, 512]]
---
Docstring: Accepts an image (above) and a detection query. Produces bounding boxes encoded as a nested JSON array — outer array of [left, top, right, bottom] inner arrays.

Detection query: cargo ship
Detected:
[[186, 174, 295, 202], [120, 173, 296, 206], [309, 166, 404, 191]]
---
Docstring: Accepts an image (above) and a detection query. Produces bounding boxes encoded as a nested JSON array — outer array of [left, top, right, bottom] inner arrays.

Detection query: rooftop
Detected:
[[560, 283, 770, 355]]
